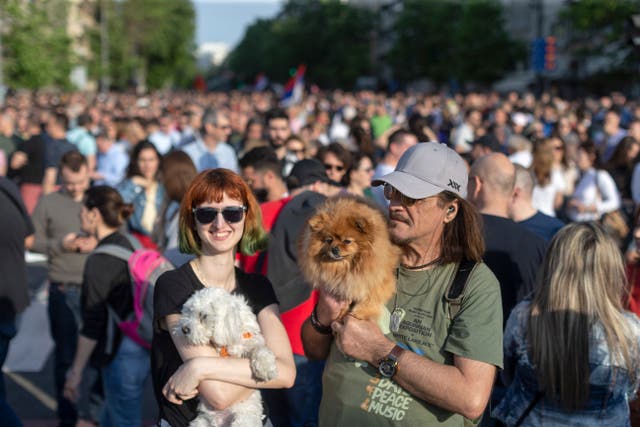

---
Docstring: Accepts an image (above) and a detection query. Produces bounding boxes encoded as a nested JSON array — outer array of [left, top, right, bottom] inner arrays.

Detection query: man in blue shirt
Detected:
[[181, 109, 238, 172], [93, 132, 129, 187], [66, 113, 97, 173]]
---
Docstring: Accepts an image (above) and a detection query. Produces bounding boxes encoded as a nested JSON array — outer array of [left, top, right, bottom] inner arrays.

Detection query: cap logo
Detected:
[[448, 179, 461, 192]]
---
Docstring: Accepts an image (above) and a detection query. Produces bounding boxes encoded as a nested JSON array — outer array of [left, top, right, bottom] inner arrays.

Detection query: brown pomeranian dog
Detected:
[[299, 195, 402, 321]]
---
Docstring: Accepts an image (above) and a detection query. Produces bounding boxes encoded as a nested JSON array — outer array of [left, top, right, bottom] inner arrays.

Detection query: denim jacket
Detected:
[[116, 178, 165, 235], [492, 301, 640, 426]]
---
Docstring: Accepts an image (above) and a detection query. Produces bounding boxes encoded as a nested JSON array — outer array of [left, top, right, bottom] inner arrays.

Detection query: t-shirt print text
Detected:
[[394, 307, 434, 350], [360, 376, 413, 421]]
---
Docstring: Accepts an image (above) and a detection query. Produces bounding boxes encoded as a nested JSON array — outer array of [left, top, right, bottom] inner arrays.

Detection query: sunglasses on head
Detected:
[[383, 184, 420, 207], [324, 163, 344, 172], [192, 206, 247, 224]]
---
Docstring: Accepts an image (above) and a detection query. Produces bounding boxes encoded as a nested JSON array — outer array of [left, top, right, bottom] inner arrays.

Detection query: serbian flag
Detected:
[[280, 64, 306, 107], [254, 73, 269, 91]]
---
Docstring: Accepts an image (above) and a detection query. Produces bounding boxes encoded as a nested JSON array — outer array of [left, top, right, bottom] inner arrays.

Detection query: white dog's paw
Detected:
[[250, 347, 278, 381]]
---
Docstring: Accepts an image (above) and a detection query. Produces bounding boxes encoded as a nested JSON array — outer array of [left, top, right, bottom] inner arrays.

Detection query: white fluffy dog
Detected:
[[176, 287, 278, 427]]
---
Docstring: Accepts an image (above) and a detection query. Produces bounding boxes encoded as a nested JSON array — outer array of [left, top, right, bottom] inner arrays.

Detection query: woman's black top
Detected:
[[151, 262, 278, 426], [80, 231, 134, 367]]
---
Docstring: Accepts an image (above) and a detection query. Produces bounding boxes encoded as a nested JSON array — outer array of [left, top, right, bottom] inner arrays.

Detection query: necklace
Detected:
[[193, 260, 235, 291], [389, 267, 438, 333], [400, 256, 442, 271]]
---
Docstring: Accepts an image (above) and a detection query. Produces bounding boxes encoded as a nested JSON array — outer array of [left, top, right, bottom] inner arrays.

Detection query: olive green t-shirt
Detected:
[[319, 262, 503, 427]]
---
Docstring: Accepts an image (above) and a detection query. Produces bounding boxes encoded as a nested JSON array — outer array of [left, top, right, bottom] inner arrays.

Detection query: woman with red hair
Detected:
[[151, 168, 295, 427]]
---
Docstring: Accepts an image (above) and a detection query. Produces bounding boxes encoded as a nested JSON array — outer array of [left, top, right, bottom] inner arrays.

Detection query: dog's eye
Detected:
[[343, 239, 353, 245], [199, 313, 207, 322], [324, 237, 333, 244]]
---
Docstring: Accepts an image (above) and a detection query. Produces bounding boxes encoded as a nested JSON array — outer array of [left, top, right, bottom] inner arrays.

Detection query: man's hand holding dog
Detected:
[[332, 315, 395, 366]]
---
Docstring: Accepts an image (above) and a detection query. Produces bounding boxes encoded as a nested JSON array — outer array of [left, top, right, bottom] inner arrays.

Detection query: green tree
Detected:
[[560, 0, 640, 70], [227, 0, 375, 88], [389, 0, 524, 85], [89, 0, 197, 90], [1, 0, 73, 89]]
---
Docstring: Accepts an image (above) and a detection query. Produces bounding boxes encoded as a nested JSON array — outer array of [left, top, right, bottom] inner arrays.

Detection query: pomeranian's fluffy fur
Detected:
[[299, 195, 402, 320]]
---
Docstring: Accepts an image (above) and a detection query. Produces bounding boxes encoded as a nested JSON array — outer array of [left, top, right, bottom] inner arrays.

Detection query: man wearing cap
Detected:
[[302, 143, 503, 426], [264, 158, 337, 427]]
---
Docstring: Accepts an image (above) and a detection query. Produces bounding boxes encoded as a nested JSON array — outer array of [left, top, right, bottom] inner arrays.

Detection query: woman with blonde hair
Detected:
[[493, 222, 640, 426], [151, 168, 295, 426]]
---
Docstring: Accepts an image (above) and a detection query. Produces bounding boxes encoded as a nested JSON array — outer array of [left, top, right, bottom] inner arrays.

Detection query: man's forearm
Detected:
[[390, 351, 495, 421], [300, 319, 333, 360]]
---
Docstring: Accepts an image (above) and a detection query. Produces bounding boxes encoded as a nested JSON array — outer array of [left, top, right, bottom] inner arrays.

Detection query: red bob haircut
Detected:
[[178, 168, 267, 256]]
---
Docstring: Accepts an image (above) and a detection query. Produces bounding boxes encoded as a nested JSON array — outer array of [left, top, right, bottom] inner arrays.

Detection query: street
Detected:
[[5, 262, 158, 427]]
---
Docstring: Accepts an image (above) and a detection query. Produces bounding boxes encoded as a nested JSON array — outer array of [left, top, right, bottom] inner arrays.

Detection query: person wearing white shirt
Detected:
[[568, 142, 620, 222]]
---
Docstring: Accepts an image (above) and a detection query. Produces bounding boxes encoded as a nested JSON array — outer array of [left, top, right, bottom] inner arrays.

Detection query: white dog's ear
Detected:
[[222, 309, 242, 342], [211, 299, 242, 345]]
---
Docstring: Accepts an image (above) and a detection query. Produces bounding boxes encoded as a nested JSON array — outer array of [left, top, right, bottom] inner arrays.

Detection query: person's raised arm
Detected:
[[300, 292, 349, 360]]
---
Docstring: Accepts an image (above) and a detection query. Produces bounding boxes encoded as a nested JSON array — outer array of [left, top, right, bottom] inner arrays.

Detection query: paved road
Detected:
[[5, 263, 159, 426]]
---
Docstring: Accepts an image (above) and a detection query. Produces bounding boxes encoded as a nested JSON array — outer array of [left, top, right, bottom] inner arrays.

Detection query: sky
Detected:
[[193, 0, 282, 48]]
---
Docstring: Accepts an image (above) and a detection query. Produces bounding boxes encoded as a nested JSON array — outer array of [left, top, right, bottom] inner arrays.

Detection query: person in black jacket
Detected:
[[0, 177, 34, 427], [63, 186, 150, 427]]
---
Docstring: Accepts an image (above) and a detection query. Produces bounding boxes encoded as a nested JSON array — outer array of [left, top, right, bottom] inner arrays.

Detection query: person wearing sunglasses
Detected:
[[181, 109, 239, 173], [316, 142, 352, 186], [302, 143, 503, 426], [152, 168, 295, 427]]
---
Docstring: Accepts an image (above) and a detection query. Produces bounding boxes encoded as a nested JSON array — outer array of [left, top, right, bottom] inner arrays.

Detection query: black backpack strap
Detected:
[[445, 260, 477, 320]]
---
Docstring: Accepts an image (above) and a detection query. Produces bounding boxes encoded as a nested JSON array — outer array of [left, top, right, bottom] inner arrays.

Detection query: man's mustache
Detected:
[[389, 212, 412, 225]]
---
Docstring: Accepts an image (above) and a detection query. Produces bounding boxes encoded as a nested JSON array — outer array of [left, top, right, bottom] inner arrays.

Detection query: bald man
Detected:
[[468, 153, 547, 425], [467, 153, 546, 322], [510, 164, 564, 242]]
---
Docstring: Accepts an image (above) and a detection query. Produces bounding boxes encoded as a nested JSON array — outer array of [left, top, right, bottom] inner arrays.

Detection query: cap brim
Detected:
[[372, 170, 444, 199]]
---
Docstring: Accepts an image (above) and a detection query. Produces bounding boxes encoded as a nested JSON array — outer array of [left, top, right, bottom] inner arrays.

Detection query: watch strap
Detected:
[[387, 344, 404, 362]]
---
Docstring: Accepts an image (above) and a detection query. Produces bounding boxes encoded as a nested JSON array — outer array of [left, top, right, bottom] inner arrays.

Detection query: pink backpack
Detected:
[[94, 235, 174, 351]]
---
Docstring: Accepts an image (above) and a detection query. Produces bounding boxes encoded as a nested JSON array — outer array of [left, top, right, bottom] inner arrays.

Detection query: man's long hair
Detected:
[[437, 191, 484, 264]]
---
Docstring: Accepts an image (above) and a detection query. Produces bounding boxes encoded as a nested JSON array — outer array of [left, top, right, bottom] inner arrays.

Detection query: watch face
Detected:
[[379, 360, 397, 378]]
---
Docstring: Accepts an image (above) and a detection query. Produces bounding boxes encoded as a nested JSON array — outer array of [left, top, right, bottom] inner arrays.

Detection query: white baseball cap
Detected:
[[372, 142, 468, 199]]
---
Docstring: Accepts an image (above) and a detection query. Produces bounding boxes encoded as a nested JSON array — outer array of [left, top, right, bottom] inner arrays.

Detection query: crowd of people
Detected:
[[1, 87, 640, 426]]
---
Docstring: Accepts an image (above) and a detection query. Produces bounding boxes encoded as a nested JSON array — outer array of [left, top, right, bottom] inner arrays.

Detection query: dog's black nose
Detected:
[[181, 326, 190, 335], [331, 246, 340, 256]]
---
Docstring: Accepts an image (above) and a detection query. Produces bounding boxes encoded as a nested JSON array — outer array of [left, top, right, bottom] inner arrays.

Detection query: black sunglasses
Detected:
[[383, 184, 419, 207], [324, 163, 344, 172], [192, 206, 247, 224]]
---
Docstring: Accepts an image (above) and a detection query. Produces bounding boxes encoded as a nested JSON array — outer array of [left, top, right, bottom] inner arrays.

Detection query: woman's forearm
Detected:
[[192, 354, 295, 390], [70, 335, 97, 374]]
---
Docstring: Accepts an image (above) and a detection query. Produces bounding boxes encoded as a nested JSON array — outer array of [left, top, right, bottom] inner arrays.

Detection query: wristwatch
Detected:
[[378, 345, 404, 378]]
